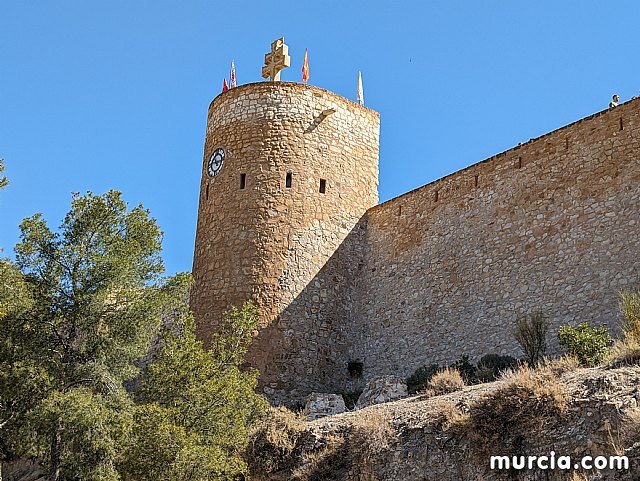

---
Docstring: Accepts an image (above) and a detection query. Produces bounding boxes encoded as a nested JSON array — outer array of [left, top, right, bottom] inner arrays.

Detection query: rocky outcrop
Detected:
[[249, 365, 640, 481], [355, 375, 408, 409]]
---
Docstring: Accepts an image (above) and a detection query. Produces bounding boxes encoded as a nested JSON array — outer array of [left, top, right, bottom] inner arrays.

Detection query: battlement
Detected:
[[207, 81, 379, 118], [372, 97, 639, 214]]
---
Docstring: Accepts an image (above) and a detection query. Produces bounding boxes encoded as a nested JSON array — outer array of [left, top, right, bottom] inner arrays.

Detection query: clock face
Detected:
[[207, 148, 225, 177]]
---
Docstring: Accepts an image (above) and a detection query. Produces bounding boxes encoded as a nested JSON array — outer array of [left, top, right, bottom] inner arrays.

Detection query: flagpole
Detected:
[[357, 71, 364, 106], [302, 48, 309, 83], [230, 60, 237, 88]]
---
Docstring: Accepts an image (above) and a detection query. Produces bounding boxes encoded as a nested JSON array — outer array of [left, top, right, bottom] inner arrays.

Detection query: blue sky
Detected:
[[1, 1, 639, 275]]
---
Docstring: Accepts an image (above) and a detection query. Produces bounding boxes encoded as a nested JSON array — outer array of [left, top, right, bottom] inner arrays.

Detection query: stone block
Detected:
[[356, 375, 408, 409], [303, 392, 346, 420]]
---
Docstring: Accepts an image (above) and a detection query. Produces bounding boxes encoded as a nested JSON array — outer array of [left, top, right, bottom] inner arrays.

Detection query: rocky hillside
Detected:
[[247, 363, 640, 481]]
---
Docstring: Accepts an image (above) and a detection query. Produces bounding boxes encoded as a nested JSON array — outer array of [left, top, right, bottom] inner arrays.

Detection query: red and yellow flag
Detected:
[[301, 48, 309, 83]]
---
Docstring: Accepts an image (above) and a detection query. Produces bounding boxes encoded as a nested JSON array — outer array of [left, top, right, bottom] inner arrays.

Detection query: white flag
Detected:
[[230, 59, 237, 88], [357, 71, 364, 106]]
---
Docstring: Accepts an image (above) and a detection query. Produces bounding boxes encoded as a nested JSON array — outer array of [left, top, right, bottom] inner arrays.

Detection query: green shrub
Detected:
[[514, 312, 550, 367], [340, 390, 363, 411], [476, 354, 519, 382], [450, 354, 478, 384], [406, 364, 439, 394], [558, 322, 612, 367]]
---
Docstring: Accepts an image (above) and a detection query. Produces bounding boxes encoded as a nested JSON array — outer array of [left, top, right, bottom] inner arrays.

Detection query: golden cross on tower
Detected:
[[261, 37, 291, 81]]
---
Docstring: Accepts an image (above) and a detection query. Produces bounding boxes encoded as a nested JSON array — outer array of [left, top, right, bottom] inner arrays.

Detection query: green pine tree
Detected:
[[119, 300, 267, 481], [0, 190, 266, 481], [1, 190, 165, 480]]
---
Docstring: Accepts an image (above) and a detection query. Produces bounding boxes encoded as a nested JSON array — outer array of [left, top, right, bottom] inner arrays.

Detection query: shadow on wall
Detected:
[[256, 216, 369, 405]]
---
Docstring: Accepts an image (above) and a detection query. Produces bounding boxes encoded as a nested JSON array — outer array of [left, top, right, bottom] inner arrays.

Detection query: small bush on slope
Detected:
[[426, 368, 466, 396], [513, 312, 550, 367], [558, 322, 612, 367], [246, 406, 306, 476], [406, 363, 440, 394], [467, 366, 568, 457], [609, 291, 640, 366]]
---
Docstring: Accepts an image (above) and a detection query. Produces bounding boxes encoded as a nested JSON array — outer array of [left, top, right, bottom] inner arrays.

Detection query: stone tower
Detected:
[[191, 82, 380, 402]]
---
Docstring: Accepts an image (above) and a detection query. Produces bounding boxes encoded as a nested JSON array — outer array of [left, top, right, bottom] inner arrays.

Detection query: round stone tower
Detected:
[[191, 82, 379, 402]]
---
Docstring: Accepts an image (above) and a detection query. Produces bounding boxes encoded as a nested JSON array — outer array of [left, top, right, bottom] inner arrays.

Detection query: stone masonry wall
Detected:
[[191, 82, 379, 403], [350, 99, 640, 386]]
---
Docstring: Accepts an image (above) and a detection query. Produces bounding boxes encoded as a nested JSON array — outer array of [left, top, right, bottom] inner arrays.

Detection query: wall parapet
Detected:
[[370, 98, 639, 215]]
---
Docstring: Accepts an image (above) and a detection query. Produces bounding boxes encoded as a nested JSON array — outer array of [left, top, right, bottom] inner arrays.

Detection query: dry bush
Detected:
[[435, 400, 470, 433], [608, 291, 640, 367], [292, 434, 348, 481], [620, 290, 640, 340], [406, 363, 440, 394], [513, 312, 550, 367], [245, 406, 306, 475], [468, 366, 568, 456], [350, 409, 397, 459], [292, 410, 396, 481], [608, 337, 640, 366], [426, 367, 466, 396], [544, 355, 582, 376]]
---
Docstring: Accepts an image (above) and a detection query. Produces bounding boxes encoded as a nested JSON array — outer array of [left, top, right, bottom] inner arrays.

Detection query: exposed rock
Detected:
[[249, 365, 640, 481], [356, 375, 408, 409], [303, 392, 346, 420]]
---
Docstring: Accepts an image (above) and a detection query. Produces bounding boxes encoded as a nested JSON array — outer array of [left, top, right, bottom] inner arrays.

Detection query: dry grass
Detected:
[[608, 337, 640, 366], [467, 365, 568, 456], [426, 367, 466, 396], [291, 410, 396, 481], [436, 400, 471, 433], [350, 409, 397, 459], [291, 434, 347, 481], [607, 291, 640, 367], [568, 473, 590, 481], [620, 290, 640, 340], [245, 406, 306, 476], [605, 291, 640, 367], [544, 355, 582, 376]]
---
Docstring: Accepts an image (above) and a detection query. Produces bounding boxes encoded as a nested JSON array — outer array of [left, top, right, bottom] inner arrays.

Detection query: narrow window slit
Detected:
[[286, 172, 292, 188], [240, 173, 246, 189], [434, 190, 439, 202], [620, 117, 624, 131], [319, 179, 326, 193], [398, 205, 402, 216], [474, 174, 479, 188], [517, 157, 522, 169], [205, 184, 209, 200]]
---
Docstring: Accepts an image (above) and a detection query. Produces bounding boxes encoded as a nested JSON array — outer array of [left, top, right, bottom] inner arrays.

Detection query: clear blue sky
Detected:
[[1, 1, 639, 275]]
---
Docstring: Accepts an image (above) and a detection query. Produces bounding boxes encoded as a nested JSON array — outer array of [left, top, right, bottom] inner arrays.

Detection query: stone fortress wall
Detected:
[[349, 99, 640, 386], [191, 81, 640, 403]]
